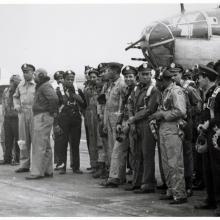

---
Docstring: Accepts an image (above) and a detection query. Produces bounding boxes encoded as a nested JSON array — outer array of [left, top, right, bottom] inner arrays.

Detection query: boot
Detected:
[[92, 162, 106, 178], [89, 162, 99, 174], [185, 176, 193, 197]]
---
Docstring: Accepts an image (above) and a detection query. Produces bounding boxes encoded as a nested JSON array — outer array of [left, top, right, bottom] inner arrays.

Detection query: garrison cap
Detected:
[[54, 71, 65, 80], [137, 63, 153, 72], [97, 63, 108, 72], [106, 62, 123, 69], [10, 74, 22, 84], [122, 65, 138, 76], [88, 68, 99, 76], [101, 62, 123, 75], [65, 70, 75, 75], [169, 63, 184, 74], [21, 63, 35, 72], [63, 70, 75, 79], [198, 64, 218, 78], [183, 69, 192, 78]]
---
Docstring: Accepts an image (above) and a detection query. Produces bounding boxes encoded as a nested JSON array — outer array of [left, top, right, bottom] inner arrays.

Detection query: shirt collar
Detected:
[[23, 80, 35, 86]]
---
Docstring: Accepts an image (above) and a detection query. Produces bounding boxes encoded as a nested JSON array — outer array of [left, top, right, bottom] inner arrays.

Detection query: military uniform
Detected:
[[92, 81, 109, 178], [171, 66, 202, 193], [182, 80, 202, 193], [56, 70, 86, 173], [129, 83, 160, 191], [83, 80, 91, 169], [84, 70, 100, 170], [105, 65, 138, 186], [13, 64, 35, 171], [26, 69, 58, 179], [52, 70, 65, 168], [104, 63, 126, 166], [152, 70, 187, 203], [195, 65, 220, 215], [1, 75, 21, 164]]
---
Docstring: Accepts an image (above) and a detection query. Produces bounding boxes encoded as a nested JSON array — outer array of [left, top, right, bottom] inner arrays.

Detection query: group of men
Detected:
[[0, 64, 58, 179], [81, 61, 220, 216], [0, 60, 220, 216]]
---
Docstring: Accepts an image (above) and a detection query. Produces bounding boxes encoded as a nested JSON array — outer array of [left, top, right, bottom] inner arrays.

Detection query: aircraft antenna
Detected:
[[180, 3, 185, 14]]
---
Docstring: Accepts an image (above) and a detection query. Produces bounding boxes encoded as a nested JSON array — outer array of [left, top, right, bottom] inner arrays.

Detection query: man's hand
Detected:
[[149, 111, 164, 121], [71, 93, 83, 103], [122, 124, 129, 134], [14, 105, 21, 113], [127, 116, 135, 125]]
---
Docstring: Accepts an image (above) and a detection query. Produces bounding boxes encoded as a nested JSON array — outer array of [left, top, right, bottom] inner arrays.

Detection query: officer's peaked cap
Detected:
[[65, 70, 76, 75], [122, 65, 138, 76], [54, 71, 65, 80], [198, 64, 218, 78], [21, 63, 35, 72], [137, 63, 153, 72]]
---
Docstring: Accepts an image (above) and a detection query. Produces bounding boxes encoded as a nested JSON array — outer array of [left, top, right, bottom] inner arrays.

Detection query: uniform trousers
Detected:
[[132, 120, 156, 189], [84, 107, 99, 168], [31, 112, 53, 176], [18, 108, 34, 169], [58, 112, 82, 171], [203, 130, 220, 205], [159, 121, 186, 199], [4, 117, 19, 163]]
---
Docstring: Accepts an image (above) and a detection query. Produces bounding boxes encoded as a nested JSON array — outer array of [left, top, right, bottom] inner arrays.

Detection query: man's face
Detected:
[[89, 73, 98, 84], [99, 70, 108, 82], [57, 76, 64, 84], [64, 74, 75, 88], [102, 68, 112, 81], [33, 72, 40, 84], [138, 71, 152, 84], [96, 76, 104, 87], [124, 73, 136, 86], [173, 72, 182, 84], [198, 75, 207, 90], [23, 70, 34, 81]]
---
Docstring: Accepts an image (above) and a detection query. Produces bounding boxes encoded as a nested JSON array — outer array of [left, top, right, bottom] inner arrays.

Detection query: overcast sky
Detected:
[[0, 3, 216, 82]]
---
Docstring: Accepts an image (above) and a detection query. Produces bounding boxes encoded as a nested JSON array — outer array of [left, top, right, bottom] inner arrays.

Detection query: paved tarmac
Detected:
[[0, 127, 214, 217]]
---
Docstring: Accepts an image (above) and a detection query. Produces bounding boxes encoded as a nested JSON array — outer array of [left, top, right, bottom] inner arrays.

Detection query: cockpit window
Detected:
[[149, 23, 173, 45], [161, 11, 209, 39]]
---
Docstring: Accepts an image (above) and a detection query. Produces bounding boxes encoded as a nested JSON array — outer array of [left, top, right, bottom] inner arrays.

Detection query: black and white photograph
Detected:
[[0, 1, 220, 217]]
